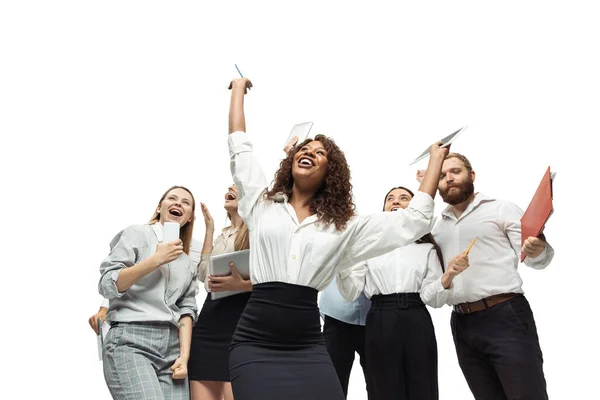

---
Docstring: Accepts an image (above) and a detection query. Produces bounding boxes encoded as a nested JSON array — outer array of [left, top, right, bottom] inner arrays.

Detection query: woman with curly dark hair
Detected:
[[225, 77, 448, 400]]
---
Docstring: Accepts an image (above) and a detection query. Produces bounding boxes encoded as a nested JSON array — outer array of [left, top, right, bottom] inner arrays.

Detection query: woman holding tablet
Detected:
[[99, 186, 199, 400], [188, 186, 251, 400], [226, 77, 448, 400]]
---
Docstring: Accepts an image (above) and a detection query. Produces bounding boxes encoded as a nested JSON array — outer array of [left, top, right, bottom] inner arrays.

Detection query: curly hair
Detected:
[[266, 134, 356, 231]]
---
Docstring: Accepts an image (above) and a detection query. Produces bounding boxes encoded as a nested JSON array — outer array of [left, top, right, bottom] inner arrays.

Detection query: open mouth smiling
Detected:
[[298, 156, 315, 167], [168, 208, 183, 217]]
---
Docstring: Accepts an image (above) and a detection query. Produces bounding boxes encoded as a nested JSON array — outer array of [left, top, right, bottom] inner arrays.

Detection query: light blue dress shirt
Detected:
[[319, 277, 371, 326]]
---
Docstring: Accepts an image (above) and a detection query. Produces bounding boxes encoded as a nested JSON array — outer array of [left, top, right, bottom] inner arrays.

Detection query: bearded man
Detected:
[[419, 153, 554, 400]]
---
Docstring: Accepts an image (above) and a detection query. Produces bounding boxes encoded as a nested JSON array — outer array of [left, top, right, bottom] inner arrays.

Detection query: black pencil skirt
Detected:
[[188, 291, 251, 382], [229, 282, 345, 400]]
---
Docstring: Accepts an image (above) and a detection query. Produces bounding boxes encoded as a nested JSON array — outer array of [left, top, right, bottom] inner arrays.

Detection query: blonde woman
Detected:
[[189, 185, 251, 400], [99, 186, 199, 400]]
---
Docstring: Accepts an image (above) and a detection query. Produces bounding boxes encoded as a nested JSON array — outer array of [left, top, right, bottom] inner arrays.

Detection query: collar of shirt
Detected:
[[273, 191, 320, 228], [440, 192, 495, 221], [221, 225, 238, 239]]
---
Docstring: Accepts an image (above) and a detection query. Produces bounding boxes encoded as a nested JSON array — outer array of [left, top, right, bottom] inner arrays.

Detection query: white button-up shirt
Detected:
[[229, 131, 435, 291], [337, 242, 449, 308], [432, 193, 554, 305]]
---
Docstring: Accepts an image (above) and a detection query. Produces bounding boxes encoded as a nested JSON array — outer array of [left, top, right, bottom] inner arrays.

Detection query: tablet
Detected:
[[209, 249, 251, 300], [285, 121, 314, 149], [97, 318, 104, 361]]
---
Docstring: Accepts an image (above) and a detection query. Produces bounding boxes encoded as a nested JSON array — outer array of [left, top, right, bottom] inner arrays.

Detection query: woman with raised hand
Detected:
[[189, 185, 251, 400], [226, 77, 447, 399]]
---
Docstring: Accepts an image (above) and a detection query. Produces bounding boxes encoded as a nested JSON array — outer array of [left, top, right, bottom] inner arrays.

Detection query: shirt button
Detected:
[[291, 255, 296, 260]]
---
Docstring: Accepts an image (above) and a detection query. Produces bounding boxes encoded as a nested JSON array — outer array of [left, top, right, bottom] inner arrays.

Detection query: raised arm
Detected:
[[337, 144, 447, 269], [338, 191, 435, 270], [227, 78, 268, 228], [229, 78, 252, 134], [196, 203, 215, 285], [417, 142, 448, 199]]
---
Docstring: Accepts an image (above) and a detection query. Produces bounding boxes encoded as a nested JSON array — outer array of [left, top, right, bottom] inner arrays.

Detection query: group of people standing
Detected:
[[89, 77, 554, 400]]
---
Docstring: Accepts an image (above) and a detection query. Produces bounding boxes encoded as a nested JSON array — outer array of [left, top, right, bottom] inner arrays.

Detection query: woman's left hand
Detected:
[[208, 262, 250, 292]]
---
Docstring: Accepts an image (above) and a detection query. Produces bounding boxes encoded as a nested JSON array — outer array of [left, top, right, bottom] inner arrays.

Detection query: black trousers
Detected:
[[365, 293, 438, 400], [451, 294, 548, 400], [322, 315, 371, 399]]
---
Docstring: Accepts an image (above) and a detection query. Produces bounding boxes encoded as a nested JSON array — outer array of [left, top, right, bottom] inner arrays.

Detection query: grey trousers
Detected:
[[103, 322, 188, 400]]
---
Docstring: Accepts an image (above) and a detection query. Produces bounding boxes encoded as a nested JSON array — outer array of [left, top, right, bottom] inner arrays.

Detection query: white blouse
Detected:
[[337, 242, 449, 308], [228, 131, 435, 291]]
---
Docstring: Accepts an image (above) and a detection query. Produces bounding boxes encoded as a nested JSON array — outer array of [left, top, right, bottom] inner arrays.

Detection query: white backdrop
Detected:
[[1, 1, 597, 399]]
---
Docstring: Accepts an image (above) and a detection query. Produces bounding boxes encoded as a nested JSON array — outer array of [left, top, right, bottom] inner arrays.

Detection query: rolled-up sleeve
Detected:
[[229, 131, 268, 229], [420, 246, 450, 308], [524, 242, 554, 269], [189, 239, 202, 267], [177, 267, 199, 323], [501, 201, 555, 270], [98, 226, 141, 299]]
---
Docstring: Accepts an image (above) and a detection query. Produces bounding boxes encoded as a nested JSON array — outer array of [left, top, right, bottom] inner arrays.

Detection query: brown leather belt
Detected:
[[453, 293, 522, 315]]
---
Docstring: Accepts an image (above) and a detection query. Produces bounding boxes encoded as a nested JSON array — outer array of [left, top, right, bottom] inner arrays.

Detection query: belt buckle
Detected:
[[453, 303, 467, 314], [455, 302, 472, 314], [397, 293, 408, 309]]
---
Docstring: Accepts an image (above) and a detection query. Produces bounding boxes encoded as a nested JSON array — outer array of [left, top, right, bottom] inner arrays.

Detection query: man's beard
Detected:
[[440, 179, 475, 205]]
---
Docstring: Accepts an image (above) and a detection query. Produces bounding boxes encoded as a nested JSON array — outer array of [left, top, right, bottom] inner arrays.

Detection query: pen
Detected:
[[235, 64, 244, 78], [465, 238, 477, 255]]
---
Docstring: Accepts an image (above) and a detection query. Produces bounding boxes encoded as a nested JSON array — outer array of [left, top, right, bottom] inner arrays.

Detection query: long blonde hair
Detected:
[[227, 212, 250, 251], [234, 223, 250, 251], [148, 185, 196, 254]]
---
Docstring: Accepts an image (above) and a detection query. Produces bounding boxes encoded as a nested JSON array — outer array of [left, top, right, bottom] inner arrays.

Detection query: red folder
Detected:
[[520, 167, 554, 261]]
